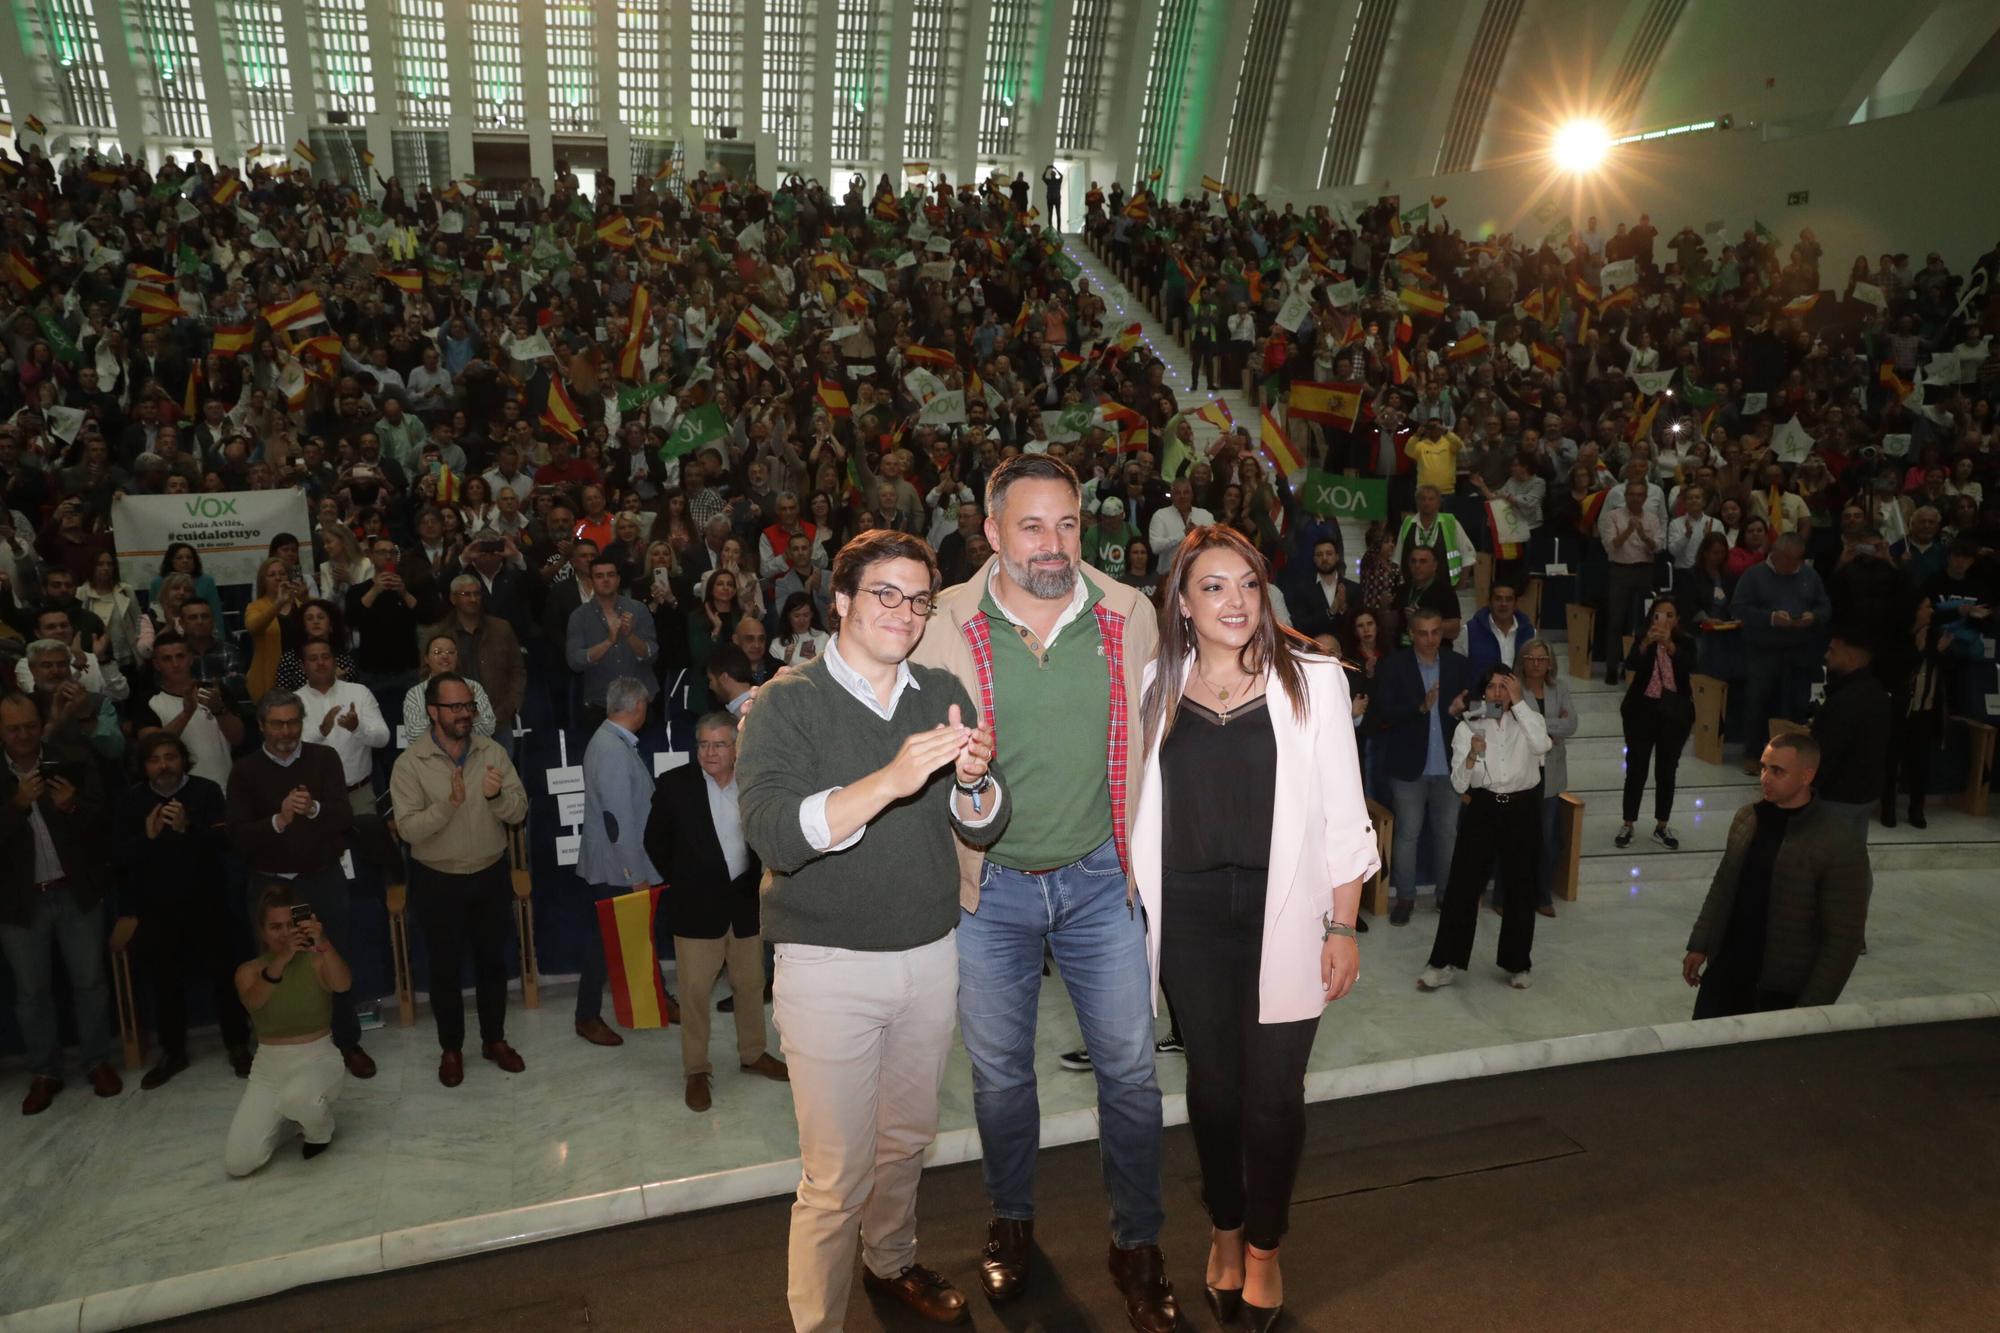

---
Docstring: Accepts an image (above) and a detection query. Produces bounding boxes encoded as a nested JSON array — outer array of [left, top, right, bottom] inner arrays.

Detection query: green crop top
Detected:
[[251, 952, 333, 1040]]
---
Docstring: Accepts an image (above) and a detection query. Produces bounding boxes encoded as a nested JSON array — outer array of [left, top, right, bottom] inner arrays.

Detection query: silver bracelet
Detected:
[[1322, 913, 1356, 940]]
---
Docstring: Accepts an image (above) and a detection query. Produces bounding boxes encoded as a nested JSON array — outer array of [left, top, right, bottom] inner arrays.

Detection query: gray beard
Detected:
[[1003, 552, 1077, 601]]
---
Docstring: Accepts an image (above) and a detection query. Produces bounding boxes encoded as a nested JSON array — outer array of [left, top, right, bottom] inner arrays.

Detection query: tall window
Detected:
[[1057, 0, 1113, 153], [135, 0, 210, 140], [903, 0, 954, 162], [1221, 0, 1290, 189], [979, 0, 1033, 158], [308, 0, 376, 117], [221, 1, 292, 150], [829, 0, 882, 164], [688, 0, 744, 134], [618, 0, 669, 139], [470, 2, 525, 129], [35, 0, 118, 129], [1134, 0, 1200, 188], [395, 0, 450, 130], [763, 0, 812, 172], [546, 1, 599, 133]]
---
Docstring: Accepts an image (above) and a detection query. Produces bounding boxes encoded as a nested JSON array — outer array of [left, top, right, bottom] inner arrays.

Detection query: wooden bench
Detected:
[[1691, 673, 1729, 764], [385, 879, 416, 1027], [1950, 716, 1994, 817], [1555, 793, 1585, 901], [1364, 798, 1394, 918], [1565, 603, 1596, 680], [1474, 553, 1494, 609], [509, 823, 541, 1008], [108, 917, 143, 1071], [1521, 575, 1543, 627]]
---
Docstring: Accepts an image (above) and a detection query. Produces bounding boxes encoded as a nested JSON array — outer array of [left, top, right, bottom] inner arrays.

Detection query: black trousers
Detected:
[[1881, 708, 1938, 817], [1430, 788, 1541, 975], [1622, 700, 1691, 824], [140, 894, 251, 1057], [1159, 867, 1319, 1251], [411, 857, 515, 1051], [1692, 963, 1797, 1020]]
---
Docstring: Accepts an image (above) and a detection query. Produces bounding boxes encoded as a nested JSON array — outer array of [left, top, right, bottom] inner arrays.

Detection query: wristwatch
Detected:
[[954, 772, 994, 815], [1321, 913, 1357, 940]]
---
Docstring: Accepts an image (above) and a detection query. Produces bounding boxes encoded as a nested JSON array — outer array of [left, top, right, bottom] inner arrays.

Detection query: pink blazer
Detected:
[[1132, 656, 1380, 1024]]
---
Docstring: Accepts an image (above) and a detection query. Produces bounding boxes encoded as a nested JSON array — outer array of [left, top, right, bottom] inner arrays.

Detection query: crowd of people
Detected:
[[0, 132, 1994, 1327]]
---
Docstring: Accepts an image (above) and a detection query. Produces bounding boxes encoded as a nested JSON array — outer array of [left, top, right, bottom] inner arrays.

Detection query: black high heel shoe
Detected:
[[1243, 1298, 1284, 1332], [1204, 1284, 1244, 1322]]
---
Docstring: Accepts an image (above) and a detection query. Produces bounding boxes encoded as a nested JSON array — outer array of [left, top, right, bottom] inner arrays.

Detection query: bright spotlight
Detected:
[[1552, 120, 1611, 172]]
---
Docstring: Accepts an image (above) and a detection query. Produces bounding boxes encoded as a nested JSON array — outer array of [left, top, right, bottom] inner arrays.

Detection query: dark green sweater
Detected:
[[738, 655, 1009, 951]]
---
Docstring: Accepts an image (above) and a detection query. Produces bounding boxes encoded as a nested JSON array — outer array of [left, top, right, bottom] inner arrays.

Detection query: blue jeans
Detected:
[[957, 836, 1165, 1249], [0, 889, 114, 1077], [1389, 774, 1461, 903]]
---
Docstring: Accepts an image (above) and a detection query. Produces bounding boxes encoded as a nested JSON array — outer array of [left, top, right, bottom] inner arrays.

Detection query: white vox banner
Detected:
[[113, 489, 313, 589]]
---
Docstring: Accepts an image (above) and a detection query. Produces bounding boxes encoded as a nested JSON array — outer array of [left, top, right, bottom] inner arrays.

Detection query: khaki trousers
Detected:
[[774, 931, 957, 1333], [673, 928, 767, 1077]]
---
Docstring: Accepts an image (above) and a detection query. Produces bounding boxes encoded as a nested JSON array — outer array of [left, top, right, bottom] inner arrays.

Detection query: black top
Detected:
[[1713, 800, 1801, 984], [1160, 696, 1276, 873]]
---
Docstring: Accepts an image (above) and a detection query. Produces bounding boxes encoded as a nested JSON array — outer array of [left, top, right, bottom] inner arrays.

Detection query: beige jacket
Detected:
[[389, 731, 530, 875], [909, 556, 1160, 912]]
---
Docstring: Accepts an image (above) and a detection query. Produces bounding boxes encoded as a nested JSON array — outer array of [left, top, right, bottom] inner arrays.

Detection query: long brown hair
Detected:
[[1143, 525, 1314, 752]]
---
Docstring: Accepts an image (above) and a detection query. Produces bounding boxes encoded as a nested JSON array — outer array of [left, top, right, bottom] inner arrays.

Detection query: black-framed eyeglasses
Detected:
[[433, 701, 477, 713], [863, 586, 935, 616]]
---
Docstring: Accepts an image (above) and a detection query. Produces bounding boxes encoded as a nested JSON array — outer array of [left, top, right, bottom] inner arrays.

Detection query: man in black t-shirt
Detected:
[[1401, 547, 1462, 647]]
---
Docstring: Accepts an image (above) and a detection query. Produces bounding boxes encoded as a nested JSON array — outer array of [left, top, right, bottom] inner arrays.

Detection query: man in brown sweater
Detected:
[[225, 690, 376, 1079]]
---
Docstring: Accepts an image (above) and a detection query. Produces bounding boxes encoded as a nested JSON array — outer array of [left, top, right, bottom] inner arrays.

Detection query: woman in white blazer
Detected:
[[1132, 525, 1379, 1330]]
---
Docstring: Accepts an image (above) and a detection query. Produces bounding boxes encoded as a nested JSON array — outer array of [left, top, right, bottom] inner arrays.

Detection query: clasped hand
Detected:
[[880, 703, 993, 799]]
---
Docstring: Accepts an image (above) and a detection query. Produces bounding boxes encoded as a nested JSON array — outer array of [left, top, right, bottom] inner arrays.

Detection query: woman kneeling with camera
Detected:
[[224, 887, 352, 1177]]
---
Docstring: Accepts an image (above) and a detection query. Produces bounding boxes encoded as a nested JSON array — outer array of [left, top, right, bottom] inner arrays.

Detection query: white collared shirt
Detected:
[[298, 679, 391, 786], [798, 635, 1000, 850], [1449, 701, 1552, 796], [1488, 615, 1521, 666], [704, 771, 751, 880]]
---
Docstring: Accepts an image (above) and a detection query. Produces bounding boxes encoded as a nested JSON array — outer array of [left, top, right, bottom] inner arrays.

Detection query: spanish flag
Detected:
[[293, 332, 345, 362], [293, 138, 316, 164], [597, 214, 635, 250], [379, 268, 424, 295], [541, 378, 585, 439], [211, 320, 254, 355], [1390, 346, 1412, 385], [733, 308, 767, 344], [1112, 322, 1143, 354], [182, 361, 202, 418], [618, 285, 651, 382], [817, 375, 851, 418], [698, 185, 725, 213], [1780, 293, 1820, 318], [211, 176, 242, 207], [1057, 350, 1086, 374], [654, 158, 676, 183], [263, 290, 326, 332], [24, 115, 47, 137], [86, 168, 122, 186], [1398, 287, 1446, 318], [126, 283, 184, 323], [813, 251, 854, 280], [1260, 406, 1305, 475], [129, 263, 176, 286], [1287, 380, 1362, 431], [1192, 400, 1232, 431], [1123, 195, 1150, 222], [904, 344, 957, 371], [1878, 362, 1913, 398], [246, 143, 263, 159], [1448, 330, 1490, 362], [1519, 287, 1545, 320], [1530, 341, 1564, 372], [1577, 485, 1610, 532], [1627, 395, 1661, 444], [596, 886, 671, 1030], [1573, 276, 1598, 307], [436, 463, 462, 504], [1704, 324, 1732, 344], [360, 148, 375, 168], [1201, 175, 1227, 194], [1599, 284, 1636, 312], [872, 194, 901, 221], [5, 246, 41, 292]]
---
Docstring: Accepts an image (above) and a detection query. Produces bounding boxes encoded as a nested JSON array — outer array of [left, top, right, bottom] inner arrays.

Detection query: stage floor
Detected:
[[157, 1017, 2000, 1331]]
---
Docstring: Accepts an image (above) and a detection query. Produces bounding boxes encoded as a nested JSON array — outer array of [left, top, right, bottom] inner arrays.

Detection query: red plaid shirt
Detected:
[[961, 603, 1132, 876]]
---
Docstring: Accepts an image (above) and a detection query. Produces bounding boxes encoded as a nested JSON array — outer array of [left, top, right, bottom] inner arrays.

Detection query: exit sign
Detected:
[[1786, 190, 1809, 206]]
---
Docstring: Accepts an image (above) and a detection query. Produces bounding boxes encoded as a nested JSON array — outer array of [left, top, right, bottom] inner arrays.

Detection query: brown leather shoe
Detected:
[[341, 1046, 377, 1080], [861, 1264, 969, 1324], [575, 1018, 625, 1047], [740, 1053, 788, 1082], [664, 993, 681, 1024], [1537, 904, 1557, 918], [979, 1218, 1035, 1301], [685, 1073, 712, 1112], [21, 1076, 61, 1115], [439, 1051, 464, 1087], [482, 1041, 526, 1073], [1108, 1243, 1180, 1333], [141, 1052, 190, 1090], [86, 1062, 123, 1098]]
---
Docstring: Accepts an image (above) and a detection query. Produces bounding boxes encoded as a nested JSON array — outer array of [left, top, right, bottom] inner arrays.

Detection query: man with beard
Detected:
[[911, 454, 1177, 1330]]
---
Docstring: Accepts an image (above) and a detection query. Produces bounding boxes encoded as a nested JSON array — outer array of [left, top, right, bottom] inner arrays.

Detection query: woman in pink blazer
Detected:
[[1132, 525, 1379, 1330]]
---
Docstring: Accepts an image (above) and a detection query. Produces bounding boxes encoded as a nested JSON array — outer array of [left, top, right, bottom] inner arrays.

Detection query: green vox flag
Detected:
[[773, 191, 797, 223], [1400, 201, 1430, 232], [1680, 382, 1717, 409], [35, 311, 81, 364], [1754, 220, 1775, 242], [1299, 471, 1387, 521], [359, 206, 386, 227], [618, 381, 672, 414], [570, 197, 595, 224], [662, 402, 728, 460], [151, 177, 181, 201]]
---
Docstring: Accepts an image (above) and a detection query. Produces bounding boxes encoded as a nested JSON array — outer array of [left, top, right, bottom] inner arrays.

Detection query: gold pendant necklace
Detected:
[[1196, 665, 1249, 715]]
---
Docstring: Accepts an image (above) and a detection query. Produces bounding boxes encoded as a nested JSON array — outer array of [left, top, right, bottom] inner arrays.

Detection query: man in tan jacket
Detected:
[[908, 453, 1176, 1331], [389, 671, 531, 1087]]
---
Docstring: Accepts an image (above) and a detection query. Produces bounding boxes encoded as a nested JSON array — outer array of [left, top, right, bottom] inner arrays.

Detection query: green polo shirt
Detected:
[[980, 575, 1114, 871]]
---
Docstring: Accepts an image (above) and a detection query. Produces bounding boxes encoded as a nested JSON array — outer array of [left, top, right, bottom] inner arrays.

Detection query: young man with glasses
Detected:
[[739, 529, 1007, 1331]]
